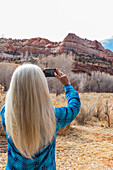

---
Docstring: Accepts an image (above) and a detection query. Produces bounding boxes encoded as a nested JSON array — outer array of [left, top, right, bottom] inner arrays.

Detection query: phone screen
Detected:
[[43, 69, 56, 77]]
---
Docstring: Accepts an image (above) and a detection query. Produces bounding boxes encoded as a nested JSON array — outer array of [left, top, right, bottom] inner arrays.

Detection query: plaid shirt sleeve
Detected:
[[0, 105, 6, 133], [55, 84, 81, 132]]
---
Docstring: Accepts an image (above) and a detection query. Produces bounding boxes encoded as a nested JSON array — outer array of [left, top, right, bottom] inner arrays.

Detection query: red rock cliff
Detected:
[[0, 33, 113, 60], [56, 33, 113, 60]]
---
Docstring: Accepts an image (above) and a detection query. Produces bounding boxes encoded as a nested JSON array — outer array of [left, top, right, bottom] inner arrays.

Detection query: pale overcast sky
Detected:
[[0, 0, 113, 42]]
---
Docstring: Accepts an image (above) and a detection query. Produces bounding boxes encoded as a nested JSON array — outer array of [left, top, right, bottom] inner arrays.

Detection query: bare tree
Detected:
[[75, 71, 113, 93], [0, 63, 17, 91], [37, 53, 75, 94]]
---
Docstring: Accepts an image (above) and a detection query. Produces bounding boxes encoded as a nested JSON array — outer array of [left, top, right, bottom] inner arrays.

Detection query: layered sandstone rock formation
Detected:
[[56, 33, 113, 60], [72, 61, 113, 75], [0, 33, 113, 58], [0, 33, 113, 75], [0, 37, 59, 55]]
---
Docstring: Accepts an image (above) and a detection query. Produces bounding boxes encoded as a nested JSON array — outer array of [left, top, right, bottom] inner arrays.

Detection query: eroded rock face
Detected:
[[72, 61, 113, 75], [1, 33, 113, 76], [0, 37, 59, 55], [1, 33, 113, 59], [56, 33, 113, 60]]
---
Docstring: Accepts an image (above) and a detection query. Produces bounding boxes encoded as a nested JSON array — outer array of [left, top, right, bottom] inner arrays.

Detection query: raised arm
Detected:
[[55, 84, 80, 131], [54, 69, 81, 131]]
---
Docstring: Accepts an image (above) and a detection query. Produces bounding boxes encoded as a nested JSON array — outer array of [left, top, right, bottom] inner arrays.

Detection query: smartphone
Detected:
[[43, 69, 56, 77]]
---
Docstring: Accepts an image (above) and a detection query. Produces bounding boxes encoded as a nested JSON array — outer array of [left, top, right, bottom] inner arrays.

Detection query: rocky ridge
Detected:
[[1, 33, 113, 75], [57, 33, 113, 60], [0, 33, 113, 58]]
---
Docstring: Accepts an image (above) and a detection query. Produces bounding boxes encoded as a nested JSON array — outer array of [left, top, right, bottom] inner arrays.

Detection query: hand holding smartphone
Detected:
[[54, 68, 70, 86], [43, 69, 56, 77], [43, 68, 70, 86]]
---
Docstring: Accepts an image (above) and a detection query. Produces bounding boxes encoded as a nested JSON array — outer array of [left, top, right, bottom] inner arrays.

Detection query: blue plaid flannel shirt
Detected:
[[0, 84, 81, 170]]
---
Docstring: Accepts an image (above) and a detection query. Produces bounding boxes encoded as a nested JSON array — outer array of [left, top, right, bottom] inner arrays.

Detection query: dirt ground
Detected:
[[0, 124, 113, 169], [56, 124, 113, 169]]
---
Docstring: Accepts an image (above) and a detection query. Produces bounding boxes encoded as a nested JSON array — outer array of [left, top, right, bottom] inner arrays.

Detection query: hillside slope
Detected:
[[1, 33, 113, 75]]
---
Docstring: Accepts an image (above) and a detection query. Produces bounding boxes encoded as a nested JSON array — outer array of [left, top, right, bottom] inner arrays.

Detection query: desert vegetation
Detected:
[[1, 54, 113, 94], [0, 63, 18, 91], [75, 71, 113, 93], [72, 50, 112, 66]]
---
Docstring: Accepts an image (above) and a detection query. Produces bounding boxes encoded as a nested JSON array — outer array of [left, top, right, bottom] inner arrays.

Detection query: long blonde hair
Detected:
[[5, 63, 56, 159]]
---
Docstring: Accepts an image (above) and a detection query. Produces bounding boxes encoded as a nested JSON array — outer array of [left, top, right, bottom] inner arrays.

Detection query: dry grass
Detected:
[[1, 92, 113, 169], [78, 93, 113, 127], [52, 92, 113, 127], [56, 125, 113, 169]]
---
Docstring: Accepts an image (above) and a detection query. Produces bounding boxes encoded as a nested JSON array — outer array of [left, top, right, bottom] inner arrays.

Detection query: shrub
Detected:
[[74, 71, 113, 93]]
